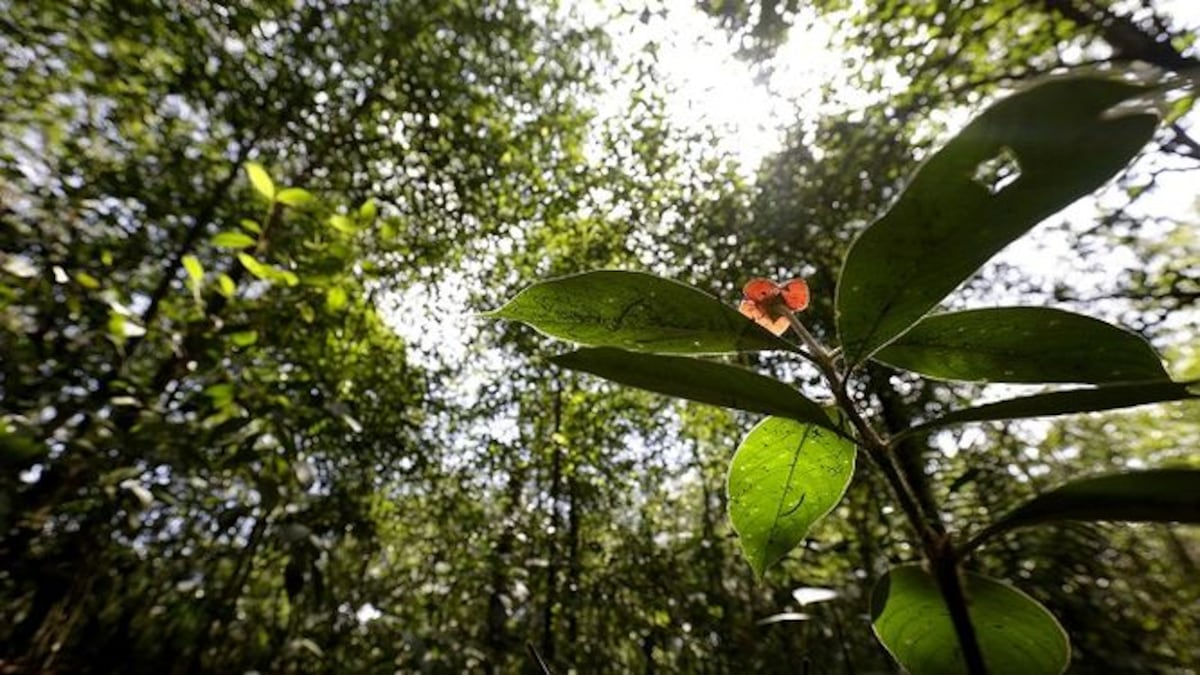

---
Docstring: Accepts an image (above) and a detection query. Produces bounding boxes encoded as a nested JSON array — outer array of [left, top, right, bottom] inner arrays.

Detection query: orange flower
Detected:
[[738, 278, 809, 336]]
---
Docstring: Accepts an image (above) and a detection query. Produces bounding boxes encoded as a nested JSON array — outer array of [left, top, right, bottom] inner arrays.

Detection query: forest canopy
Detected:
[[2, 0, 1198, 673]]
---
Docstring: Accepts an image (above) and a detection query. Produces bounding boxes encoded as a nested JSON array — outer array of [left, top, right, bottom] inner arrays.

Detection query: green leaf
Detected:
[[488, 270, 794, 354], [212, 231, 258, 249], [182, 255, 204, 285], [217, 274, 237, 298], [872, 565, 1069, 675], [75, 271, 100, 289], [245, 162, 275, 199], [359, 199, 377, 221], [874, 307, 1167, 384], [276, 187, 314, 207], [727, 418, 856, 577], [837, 77, 1158, 364], [328, 214, 357, 234], [237, 253, 271, 280], [325, 286, 348, 311], [240, 218, 262, 234], [230, 330, 258, 347], [901, 379, 1198, 437], [552, 348, 836, 430], [966, 469, 1200, 553]]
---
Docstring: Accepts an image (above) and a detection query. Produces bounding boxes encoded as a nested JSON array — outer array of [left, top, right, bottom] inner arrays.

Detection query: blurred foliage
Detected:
[[1, 0, 1197, 673]]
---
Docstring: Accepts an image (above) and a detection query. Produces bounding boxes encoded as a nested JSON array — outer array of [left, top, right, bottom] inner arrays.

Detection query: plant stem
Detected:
[[783, 309, 988, 675]]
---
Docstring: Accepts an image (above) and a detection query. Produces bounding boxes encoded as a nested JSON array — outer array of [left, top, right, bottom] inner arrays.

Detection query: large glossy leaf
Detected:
[[901, 379, 1198, 437], [552, 348, 835, 430], [872, 565, 1069, 675], [837, 77, 1158, 364], [727, 418, 856, 577], [966, 469, 1200, 553], [487, 271, 794, 353], [874, 307, 1167, 383]]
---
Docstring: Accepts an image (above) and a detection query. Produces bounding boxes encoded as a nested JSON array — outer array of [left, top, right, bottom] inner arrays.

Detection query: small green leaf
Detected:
[[237, 253, 271, 280], [325, 286, 348, 311], [488, 271, 794, 354], [328, 214, 357, 234], [276, 187, 314, 207], [75, 271, 101, 289], [552, 348, 836, 430], [966, 469, 1200, 553], [245, 162, 275, 199], [230, 330, 258, 347], [107, 311, 146, 339], [837, 77, 1158, 364], [874, 307, 1167, 383], [182, 255, 204, 285], [240, 219, 262, 234], [727, 418, 856, 577], [217, 274, 237, 298], [872, 565, 1069, 675], [212, 231, 258, 249], [901, 379, 1198, 437], [359, 199, 377, 221]]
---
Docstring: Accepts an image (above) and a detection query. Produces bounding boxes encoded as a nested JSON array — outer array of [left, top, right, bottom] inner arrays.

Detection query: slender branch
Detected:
[[782, 308, 988, 675]]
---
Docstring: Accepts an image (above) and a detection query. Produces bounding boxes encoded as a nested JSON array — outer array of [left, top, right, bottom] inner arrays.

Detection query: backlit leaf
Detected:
[[182, 255, 204, 285], [727, 418, 856, 577], [245, 162, 275, 199], [276, 187, 314, 207], [213, 231, 258, 249]]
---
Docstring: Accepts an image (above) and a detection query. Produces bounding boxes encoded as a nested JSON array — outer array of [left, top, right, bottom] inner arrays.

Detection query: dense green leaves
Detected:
[[874, 308, 1168, 383], [966, 469, 1200, 553], [551, 348, 836, 429], [901, 379, 1200, 437], [871, 565, 1070, 675], [727, 418, 856, 577], [836, 77, 1159, 364], [488, 271, 794, 353]]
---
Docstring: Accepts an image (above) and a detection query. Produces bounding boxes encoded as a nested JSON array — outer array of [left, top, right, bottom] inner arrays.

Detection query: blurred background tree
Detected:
[[1, 0, 1196, 672]]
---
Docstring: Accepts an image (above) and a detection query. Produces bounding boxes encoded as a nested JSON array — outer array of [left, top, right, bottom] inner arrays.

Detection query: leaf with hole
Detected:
[[966, 468, 1200, 553], [837, 77, 1158, 364], [872, 565, 1069, 675], [488, 271, 796, 353], [552, 348, 836, 430], [900, 379, 1198, 437], [727, 418, 855, 577], [874, 307, 1167, 383]]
